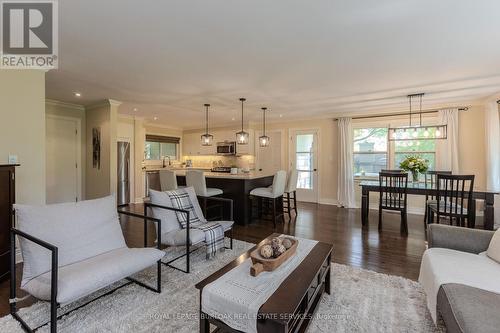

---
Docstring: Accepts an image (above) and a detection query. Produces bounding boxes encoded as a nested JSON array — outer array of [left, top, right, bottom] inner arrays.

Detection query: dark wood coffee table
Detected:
[[195, 234, 333, 333]]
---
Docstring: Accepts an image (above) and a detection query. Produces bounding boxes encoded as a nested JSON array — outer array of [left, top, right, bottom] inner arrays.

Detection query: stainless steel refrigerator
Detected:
[[117, 141, 130, 206]]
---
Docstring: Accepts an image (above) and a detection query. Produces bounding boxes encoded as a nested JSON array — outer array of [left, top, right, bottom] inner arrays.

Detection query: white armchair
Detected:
[[10, 195, 164, 333], [147, 187, 234, 273]]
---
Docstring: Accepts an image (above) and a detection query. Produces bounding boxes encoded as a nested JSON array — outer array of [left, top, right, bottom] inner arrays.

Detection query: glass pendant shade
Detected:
[[236, 98, 249, 145], [201, 103, 213, 146], [236, 130, 249, 144], [259, 135, 270, 147], [201, 133, 213, 146], [259, 107, 270, 147]]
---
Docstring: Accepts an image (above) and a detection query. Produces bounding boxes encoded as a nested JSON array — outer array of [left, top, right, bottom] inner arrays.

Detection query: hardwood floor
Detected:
[[0, 202, 429, 317]]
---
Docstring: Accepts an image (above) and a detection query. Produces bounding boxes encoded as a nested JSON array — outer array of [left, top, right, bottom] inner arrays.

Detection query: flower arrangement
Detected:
[[399, 155, 429, 181]]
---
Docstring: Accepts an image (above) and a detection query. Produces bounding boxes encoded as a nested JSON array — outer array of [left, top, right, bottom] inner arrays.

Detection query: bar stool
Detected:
[[250, 170, 287, 227], [186, 170, 223, 216], [159, 169, 179, 191], [283, 169, 298, 220]]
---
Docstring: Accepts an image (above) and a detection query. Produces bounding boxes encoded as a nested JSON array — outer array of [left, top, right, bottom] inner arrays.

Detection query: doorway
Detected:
[[290, 129, 319, 203], [46, 115, 81, 204]]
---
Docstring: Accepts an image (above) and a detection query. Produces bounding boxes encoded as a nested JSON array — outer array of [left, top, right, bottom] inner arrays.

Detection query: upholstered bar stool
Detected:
[[159, 169, 179, 191], [186, 170, 223, 216], [250, 170, 287, 227], [283, 169, 298, 220]]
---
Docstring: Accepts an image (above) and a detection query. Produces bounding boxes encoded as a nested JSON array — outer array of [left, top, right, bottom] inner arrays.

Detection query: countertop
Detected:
[[143, 167, 273, 180]]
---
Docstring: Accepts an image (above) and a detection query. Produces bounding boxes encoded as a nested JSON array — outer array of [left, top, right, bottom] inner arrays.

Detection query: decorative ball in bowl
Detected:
[[250, 236, 298, 276]]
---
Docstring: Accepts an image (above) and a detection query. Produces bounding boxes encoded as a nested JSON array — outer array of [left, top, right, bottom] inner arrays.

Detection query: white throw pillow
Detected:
[[14, 196, 126, 286], [487, 228, 500, 263]]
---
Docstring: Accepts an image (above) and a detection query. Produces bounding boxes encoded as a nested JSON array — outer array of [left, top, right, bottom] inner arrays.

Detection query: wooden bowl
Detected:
[[250, 238, 298, 276]]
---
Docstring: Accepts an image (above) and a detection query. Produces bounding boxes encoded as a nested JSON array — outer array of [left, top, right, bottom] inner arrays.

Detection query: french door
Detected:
[[290, 129, 319, 203]]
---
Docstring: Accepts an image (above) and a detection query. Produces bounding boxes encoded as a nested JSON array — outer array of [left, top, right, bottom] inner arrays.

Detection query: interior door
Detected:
[[290, 130, 319, 203], [256, 130, 282, 174], [46, 116, 79, 204]]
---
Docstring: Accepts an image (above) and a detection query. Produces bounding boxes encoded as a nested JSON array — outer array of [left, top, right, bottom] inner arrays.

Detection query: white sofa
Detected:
[[11, 195, 165, 333], [419, 224, 500, 332], [147, 187, 234, 273]]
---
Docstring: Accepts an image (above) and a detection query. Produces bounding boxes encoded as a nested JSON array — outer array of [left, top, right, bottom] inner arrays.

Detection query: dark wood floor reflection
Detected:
[[0, 202, 429, 317]]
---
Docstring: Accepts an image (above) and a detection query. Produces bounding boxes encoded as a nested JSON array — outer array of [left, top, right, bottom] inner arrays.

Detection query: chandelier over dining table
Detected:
[[388, 93, 448, 141]]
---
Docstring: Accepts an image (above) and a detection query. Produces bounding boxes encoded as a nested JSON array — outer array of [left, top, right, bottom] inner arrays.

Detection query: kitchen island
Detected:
[[145, 169, 274, 225]]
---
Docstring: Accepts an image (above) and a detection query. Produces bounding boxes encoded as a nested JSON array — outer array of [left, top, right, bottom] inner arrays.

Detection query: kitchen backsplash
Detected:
[[183, 155, 255, 169]]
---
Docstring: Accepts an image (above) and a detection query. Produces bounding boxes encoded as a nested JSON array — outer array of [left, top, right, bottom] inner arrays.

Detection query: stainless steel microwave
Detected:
[[216, 141, 236, 155]]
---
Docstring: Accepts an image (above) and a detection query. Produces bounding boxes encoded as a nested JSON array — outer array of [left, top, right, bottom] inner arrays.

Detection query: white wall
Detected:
[[0, 70, 46, 204]]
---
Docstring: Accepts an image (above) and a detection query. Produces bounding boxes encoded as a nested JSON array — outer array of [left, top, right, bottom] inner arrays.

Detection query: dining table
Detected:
[[360, 180, 498, 230]]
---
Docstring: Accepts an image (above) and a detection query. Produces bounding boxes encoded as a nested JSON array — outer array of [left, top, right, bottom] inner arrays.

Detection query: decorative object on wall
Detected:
[[389, 93, 448, 141], [259, 107, 270, 147], [236, 97, 249, 145], [92, 127, 101, 169], [200, 103, 213, 146]]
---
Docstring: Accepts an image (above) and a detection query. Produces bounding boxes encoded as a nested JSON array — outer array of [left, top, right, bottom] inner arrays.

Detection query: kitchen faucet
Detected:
[[162, 156, 171, 168]]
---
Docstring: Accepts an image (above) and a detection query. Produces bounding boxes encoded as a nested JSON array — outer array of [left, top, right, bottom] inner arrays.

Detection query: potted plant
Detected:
[[399, 155, 429, 182]]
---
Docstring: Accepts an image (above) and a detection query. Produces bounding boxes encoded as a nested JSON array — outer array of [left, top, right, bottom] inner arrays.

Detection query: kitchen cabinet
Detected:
[[182, 129, 255, 156]]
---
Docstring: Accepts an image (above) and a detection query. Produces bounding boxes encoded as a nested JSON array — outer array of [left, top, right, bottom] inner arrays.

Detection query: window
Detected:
[[394, 128, 436, 175], [353, 128, 388, 178], [144, 135, 180, 160], [295, 133, 315, 189]]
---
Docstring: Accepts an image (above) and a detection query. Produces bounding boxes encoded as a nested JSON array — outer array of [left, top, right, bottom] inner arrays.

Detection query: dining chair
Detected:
[[427, 174, 475, 228], [378, 171, 409, 235], [186, 170, 223, 217], [283, 169, 298, 220], [423, 170, 452, 229], [159, 169, 178, 191], [381, 169, 405, 173], [249, 170, 287, 227]]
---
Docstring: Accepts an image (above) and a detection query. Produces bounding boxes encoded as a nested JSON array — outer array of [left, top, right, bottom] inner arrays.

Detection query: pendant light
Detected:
[[389, 93, 447, 141], [236, 98, 249, 145], [259, 107, 270, 147], [200, 103, 213, 146]]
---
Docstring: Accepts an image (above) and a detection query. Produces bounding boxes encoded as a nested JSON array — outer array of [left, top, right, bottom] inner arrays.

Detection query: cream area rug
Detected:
[[0, 239, 443, 332]]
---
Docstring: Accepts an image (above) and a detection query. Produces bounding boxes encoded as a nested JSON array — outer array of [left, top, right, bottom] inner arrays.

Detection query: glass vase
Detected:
[[411, 170, 419, 183]]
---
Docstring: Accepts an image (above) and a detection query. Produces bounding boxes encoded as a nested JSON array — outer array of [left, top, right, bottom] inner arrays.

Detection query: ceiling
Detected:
[[46, 0, 500, 129]]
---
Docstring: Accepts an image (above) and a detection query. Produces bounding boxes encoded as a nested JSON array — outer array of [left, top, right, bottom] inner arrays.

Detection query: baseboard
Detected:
[[319, 198, 338, 206]]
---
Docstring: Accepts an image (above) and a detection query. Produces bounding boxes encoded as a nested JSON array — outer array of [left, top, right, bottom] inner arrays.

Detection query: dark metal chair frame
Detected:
[[378, 172, 409, 235], [423, 170, 452, 229], [427, 174, 475, 228], [144, 196, 234, 274], [283, 190, 298, 220], [10, 210, 162, 333]]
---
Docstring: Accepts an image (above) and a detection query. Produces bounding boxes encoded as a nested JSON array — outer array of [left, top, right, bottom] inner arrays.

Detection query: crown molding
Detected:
[[45, 99, 85, 111], [86, 99, 122, 110]]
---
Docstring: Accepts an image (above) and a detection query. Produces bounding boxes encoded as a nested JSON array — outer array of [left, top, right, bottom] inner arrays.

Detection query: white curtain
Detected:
[[435, 108, 460, 173], [337, 118, 356, 208], [485, 101, 500, 192]]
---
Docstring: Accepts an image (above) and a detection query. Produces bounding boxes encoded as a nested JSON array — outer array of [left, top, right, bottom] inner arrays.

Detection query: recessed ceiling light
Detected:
[[231, 117, 235, 121], [133, 107, 138, 112], [74, 92, 81, 97], [279, 114, 283, 118], [153, 116, 158, 121]]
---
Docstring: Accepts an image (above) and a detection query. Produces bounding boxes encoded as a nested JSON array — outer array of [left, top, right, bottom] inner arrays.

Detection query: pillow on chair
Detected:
[[165, 187, 205, 227], [14, 196, 125, 286], [486, 228, 500, 263]]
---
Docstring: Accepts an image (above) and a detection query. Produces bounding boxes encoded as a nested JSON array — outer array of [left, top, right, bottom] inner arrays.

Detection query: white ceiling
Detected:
[[46, 0, 500, 129]]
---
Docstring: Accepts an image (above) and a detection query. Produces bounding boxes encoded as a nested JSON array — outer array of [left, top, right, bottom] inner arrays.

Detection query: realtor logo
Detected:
[[1, 0, 58, 69]]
